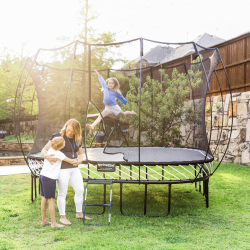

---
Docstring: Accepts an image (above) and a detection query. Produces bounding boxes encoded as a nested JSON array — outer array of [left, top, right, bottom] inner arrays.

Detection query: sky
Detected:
[[0, 0, 249, 58]]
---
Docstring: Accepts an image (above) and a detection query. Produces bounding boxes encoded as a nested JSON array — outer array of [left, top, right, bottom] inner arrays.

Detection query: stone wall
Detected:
[[0, 142, 32, 166], [0, 157, 26, 166], [206, 92, 250, 165], [0, 141, 33, 152]]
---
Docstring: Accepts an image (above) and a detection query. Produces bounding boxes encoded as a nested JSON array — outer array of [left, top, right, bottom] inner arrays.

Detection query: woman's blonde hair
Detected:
[[60, 119, 82, 145], [105, 77, 121, 93], [51, 137, 65, 151]]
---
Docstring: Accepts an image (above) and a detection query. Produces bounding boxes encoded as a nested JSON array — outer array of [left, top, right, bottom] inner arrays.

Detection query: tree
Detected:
[[55, 0, 128, 113], [122, 58, 203, 147], [0, 51, 37, 121]]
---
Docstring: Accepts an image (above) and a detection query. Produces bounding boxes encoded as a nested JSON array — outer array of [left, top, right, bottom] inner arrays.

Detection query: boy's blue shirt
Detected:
[[98, 75, 127, 106]]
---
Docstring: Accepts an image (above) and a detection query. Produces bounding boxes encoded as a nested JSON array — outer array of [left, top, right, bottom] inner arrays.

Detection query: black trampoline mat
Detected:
[[28, 147, 213, 165], [84, 147, 213, 165]]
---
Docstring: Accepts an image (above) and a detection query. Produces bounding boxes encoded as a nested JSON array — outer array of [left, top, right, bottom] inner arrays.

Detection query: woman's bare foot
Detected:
[[76, 213, 92, 220], [51, 223, 65, 228], [132, 110, 137, 115], [41, 220, 51, 225], [84, 216, 92, 220], [86, 124, 94, 130], [59, 218, 72, 225]]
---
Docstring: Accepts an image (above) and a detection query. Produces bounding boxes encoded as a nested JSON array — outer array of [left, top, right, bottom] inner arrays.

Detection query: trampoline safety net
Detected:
[[16, 38, 232, 174]]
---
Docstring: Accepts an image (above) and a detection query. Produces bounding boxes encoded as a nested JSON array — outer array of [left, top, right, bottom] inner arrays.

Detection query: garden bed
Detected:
[[0, 156, 26, 166]]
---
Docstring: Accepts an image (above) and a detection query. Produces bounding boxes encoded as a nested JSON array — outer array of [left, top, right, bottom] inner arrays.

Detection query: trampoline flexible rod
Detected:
[[142, 165, 160, 180], [179, 165, 195, 178], [155, 165, 171, 180], [204, 163, 211, 173], [188, 164, 202, 177], [113, 167, 137, 180], [131, 165, 147, 180], [168, 165, 189, 180], [209, 162, 213, 172], [80, 168, 103, 179], [81, 169, 107, 180], [132, 165, 158, 180], [29, 159, 44, 168], [120, 165, 144, 180], [161, 166, 180, 180], [83, 164, 127, 180], [28, 159, 44, 176], [144, 165, 166, 179], [99, 167, 128, 180], [198, 164, 210, 175], [199, 150, 213, 160], [80, 166, 104, 179], [100, 171, 121, 180], [205, 163, 211, 173]]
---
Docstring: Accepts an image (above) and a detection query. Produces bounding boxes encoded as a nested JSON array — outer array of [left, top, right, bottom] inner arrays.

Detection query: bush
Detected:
[[122, 60, 203, 147]]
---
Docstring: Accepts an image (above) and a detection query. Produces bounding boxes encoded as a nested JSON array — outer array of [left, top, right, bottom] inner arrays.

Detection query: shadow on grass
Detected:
[[65, 181, 208, 218]]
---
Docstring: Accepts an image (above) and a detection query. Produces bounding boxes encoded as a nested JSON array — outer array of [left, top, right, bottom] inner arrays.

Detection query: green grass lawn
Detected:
[[3, 135, 34, 143], [0, 162, 250, 250]]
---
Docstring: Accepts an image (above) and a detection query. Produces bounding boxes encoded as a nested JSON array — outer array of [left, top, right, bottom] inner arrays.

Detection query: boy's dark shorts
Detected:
[[39, 175, 56, 199]]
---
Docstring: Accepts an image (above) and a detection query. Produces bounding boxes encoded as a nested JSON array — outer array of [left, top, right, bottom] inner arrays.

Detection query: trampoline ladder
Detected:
[[83, 179, 113, 226]]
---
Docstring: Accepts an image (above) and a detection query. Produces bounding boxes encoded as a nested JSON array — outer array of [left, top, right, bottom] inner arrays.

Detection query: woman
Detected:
[[41, 118, 91, 225]]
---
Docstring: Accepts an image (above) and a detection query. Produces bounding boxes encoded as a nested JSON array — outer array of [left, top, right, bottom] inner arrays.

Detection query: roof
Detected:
[[160, 33, 225, 63], [132, 45, 175, 66], [123, 33, 225, 74], [142, 45, 174, 64]]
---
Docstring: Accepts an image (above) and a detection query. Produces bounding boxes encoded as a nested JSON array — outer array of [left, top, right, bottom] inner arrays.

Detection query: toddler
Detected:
[[40, 137, 77, 228]]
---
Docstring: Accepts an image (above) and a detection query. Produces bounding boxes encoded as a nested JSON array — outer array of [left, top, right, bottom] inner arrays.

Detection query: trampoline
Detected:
[[15, 37, 232, 220]]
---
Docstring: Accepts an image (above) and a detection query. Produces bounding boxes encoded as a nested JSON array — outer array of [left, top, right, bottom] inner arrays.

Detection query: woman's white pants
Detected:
[[57, 167, 84, 215]]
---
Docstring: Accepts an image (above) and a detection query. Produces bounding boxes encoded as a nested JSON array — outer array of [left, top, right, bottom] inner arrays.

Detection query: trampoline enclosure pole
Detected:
[[88, 44, 91, 102]]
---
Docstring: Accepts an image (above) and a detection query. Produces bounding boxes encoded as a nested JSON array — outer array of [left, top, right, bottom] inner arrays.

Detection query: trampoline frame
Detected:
[[81, 162, 211, 217], [27, 158, 210, 216]]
